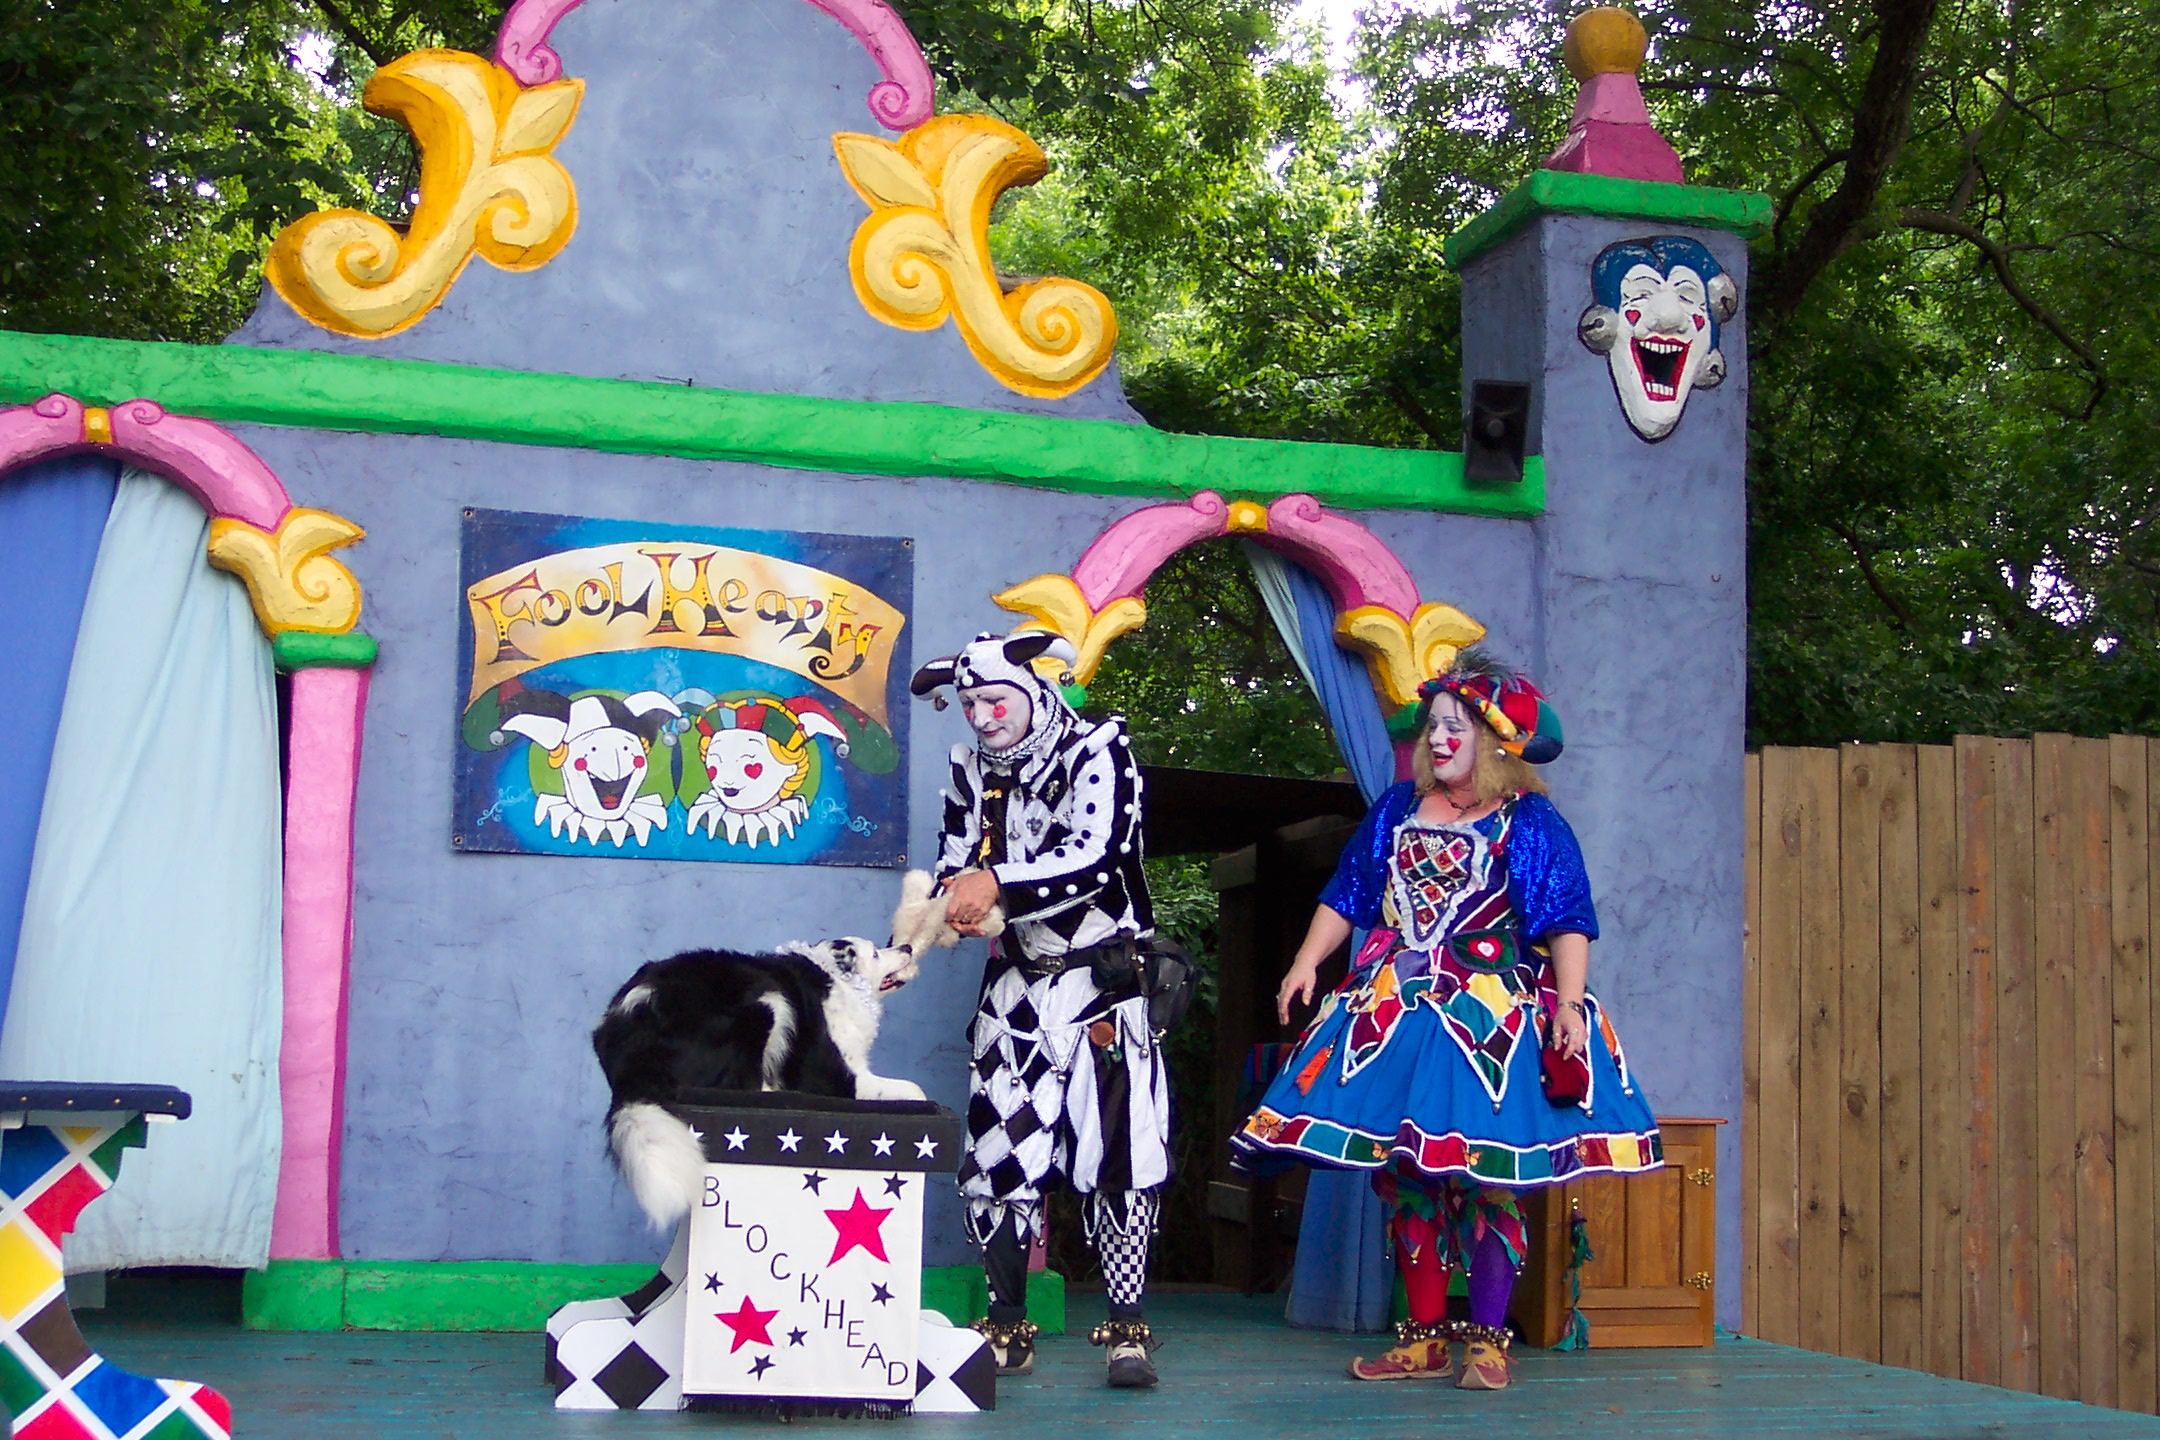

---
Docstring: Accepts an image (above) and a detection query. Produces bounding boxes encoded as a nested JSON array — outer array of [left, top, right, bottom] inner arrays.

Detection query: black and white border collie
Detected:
[[594, 937, 925, 1228]]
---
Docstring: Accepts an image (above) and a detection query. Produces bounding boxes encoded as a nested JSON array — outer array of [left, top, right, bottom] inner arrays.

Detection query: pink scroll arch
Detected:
[[0, 393, 368, 1262], [493, 0, 935, 129], [1071, 490, 1423, 618], [0, 394, 291, 529], [1069, 491, 1442, 784]]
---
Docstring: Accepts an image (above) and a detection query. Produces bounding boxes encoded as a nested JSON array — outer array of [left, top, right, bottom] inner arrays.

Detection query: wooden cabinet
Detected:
[[1513, 1117, 1722, 1349]]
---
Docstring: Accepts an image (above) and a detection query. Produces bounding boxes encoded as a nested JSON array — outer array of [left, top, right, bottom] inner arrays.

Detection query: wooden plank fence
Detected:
[[1744, 738, 2160, 1413]]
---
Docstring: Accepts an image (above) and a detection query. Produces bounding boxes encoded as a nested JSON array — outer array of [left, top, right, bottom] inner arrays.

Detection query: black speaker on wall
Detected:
[[1463, 380, 1531, 485]]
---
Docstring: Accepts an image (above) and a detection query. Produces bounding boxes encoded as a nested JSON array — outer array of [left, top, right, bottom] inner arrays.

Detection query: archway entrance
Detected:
[[1030, 535, 1363, 1295], [982, 488, 1488, 1309]]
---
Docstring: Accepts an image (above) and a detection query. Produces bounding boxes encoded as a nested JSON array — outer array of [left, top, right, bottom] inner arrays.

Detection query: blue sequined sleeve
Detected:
[[1506, 793, 1599, 941], [1317, 782, 1417, 929]]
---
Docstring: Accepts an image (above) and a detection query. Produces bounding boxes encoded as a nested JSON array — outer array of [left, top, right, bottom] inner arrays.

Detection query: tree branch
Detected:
[[1826, 517, 1916, 631], [1772, 148, 1851, 247], [311, 0, 392, 69], [1383, 379, 1449, 448], [1757, 0, 1942, 319], [1898, 207, 2107, 417]]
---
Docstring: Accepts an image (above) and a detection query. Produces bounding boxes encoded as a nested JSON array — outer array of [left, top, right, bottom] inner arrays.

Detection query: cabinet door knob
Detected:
[[1687, 1167, 1715, 1186], [1687, 1272, 1714, 1291]]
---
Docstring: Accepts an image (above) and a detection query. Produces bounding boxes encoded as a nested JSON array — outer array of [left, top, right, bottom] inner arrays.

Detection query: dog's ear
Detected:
[[910, 657, 958, 697]]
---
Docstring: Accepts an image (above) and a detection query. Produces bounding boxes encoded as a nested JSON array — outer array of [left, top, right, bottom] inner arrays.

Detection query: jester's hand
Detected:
[[1550, 1003, 1590, 1060]]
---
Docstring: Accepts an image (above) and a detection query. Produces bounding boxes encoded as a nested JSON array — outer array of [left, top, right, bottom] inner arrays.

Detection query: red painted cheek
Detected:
[[574, 758, 587, 771], [1694, 314, 1706, 330], [992, 704, 1008, 719], [708, 764, 720, 779], [633, 754, 645, 768]]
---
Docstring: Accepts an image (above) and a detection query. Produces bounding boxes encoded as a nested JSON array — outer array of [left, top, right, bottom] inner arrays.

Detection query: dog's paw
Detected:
[[857, 1075, 927, 1102]]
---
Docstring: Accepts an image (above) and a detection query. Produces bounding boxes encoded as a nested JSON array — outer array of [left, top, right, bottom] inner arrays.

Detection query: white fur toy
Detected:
[[890, 869, 1003, 955]]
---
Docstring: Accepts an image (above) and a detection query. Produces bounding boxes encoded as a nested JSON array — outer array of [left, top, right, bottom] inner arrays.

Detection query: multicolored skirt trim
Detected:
[[1238, 1110, 1664, 1188], [1230, 933, 1664, 1189]]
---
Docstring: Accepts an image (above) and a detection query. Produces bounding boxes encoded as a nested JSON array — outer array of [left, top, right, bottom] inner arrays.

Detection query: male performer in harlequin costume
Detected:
[[910, 630, 1168, 1389]]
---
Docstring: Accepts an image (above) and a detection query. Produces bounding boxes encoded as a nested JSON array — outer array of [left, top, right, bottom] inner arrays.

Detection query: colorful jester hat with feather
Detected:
[[1417, 649, 1565, 765]]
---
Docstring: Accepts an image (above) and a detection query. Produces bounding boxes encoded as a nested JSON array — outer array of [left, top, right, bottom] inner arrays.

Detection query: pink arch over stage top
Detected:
[[1071, 491, 1424, 616], [492, 0, 935, 129], [0, 393, 369, 1262]]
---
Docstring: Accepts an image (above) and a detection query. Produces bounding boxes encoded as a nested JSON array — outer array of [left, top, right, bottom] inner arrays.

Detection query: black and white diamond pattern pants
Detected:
[[963, 954, 1171, 1322], [959, 956, 1171, 1213]]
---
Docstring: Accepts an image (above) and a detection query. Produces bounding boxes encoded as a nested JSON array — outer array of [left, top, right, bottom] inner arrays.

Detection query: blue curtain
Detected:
[[0, 458, 120, 1040], [0, 468, 283, 1270], [1241, 543, 1393, 804], [1241, 543, 1396, 1332]]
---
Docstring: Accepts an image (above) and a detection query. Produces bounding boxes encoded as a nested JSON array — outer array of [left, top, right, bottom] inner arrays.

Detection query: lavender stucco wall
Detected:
[[234, 419, 1534, 1268], [228, 0, 1141, 422], [1459, 215, 1750, 1328], [215, 0, 1736, 1293]]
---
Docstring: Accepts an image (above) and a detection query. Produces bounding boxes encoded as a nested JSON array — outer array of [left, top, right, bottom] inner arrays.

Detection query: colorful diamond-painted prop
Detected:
[[0, 1084, 232, 1440]]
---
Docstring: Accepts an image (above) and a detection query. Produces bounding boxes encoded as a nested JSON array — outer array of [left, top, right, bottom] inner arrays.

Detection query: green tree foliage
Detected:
[[0, 0, 498, 341], [994, 0, 2160, 746], [7, 0, 2158, 751]]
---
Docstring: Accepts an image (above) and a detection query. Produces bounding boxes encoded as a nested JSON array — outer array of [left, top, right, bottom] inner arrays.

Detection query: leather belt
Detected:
[[1015, 937, 1137, 981]]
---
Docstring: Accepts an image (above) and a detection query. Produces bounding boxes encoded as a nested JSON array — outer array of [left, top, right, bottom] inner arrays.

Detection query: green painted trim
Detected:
[[1445, 170, 1772, 268], [0, 329, 1543, 518], [241, 1261, 345, 1331], [272, 631, 378, 672], [241, 1259, 1065, 1334]]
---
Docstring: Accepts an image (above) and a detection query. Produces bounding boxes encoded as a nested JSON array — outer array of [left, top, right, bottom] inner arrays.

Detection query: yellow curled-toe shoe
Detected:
[[1455, 1324, 1513, 1390], [1347, 1321, 1455, 1381]]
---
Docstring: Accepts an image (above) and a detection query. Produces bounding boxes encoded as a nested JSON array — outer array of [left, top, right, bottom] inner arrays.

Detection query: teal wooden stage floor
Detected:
[[79, 1290, 2160, 1438]]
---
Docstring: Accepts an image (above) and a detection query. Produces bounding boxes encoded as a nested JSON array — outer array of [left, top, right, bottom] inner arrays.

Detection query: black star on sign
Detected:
[[802, 1171, 827, 1194], [787, 1327, 807, 1347], [870, 1282, 894, 1306], [703, 1272, 722, 1293], [882, 1173, 906, 1197], [750, 1356, 775, 1379]]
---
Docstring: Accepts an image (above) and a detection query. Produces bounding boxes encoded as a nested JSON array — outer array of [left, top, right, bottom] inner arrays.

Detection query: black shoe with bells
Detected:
[[1091, 1318, 1158, 1388], [972, 1317, 1039, 1377]]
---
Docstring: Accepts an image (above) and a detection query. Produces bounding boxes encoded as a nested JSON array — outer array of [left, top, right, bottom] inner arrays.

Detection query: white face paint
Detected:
[[563, 727, 651, 820], [1605, 263, 1716, 440], [701, 730, 794, 814], [958, 682, 1031, 753], [1427, 694, 1478, 789]]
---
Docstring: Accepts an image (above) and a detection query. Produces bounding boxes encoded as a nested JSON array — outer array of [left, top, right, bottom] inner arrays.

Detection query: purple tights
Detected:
[[1466, 1224, 1517, 1329]]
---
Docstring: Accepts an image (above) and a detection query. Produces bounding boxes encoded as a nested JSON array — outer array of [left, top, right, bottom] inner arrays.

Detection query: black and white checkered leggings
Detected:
[[980, 1191, 1161, 1320]]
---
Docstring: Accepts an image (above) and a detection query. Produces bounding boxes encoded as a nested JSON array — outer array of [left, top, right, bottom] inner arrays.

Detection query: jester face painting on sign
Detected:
[[1576, 235, 1740, 442]]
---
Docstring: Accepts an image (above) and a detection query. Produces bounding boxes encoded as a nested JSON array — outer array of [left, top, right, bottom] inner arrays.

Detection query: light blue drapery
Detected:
[[0, 468, 284, 1270], [0, 458, 119, 1039], [1240, 542, 1396, 1332]]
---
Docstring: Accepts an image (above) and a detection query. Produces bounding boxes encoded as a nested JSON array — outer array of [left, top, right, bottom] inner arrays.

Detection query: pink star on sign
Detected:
[[717, 1295, 781, 1353], [825, 1187, 895, 1265]]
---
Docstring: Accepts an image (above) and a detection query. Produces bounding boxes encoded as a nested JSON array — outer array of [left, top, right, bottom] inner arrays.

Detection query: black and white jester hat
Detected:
[[911, 630, 1082, 763]]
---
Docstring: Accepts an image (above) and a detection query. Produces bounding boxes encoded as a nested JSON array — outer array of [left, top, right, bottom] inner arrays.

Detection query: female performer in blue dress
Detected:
[[1230, 654, 1661, 1390]]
